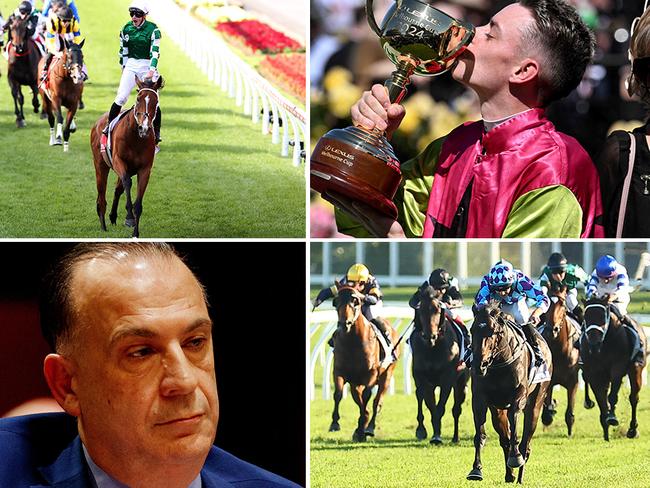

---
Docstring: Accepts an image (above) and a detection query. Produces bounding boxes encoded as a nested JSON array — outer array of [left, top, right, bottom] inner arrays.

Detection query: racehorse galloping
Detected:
[[7, 16, 42, 127], [38, 39, 84, 151], [329, 284, 399, 442], [580, 295, 645, 441], [540, 285, 580, 436], [467, 302, 552, 484], [410, 285, 468, 444], [90, 77, 160, 238]]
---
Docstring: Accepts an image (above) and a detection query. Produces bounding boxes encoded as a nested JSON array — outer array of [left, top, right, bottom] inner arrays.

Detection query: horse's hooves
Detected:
[[505, 474, 516, 483], [16, 120, 25, 128], [364, 428, 375, 437], [507, 454, 525, 469], [53, 139, 62, 146], [415, 427, 427, 440], [33, 107, 38, 113], [328, 422, 340, 432], [606, 415, 619, 426], [125, 218, 136, 228], [352, 430, 366, 443], [541, 411, 554, 426], [452, 436, 459, 443], [430, 436, 443, 445], [584, 400, 595, 409], [63, 144, 69, 153], [467, 469, 483, 481], [40, 112, 47, 119], [627, 429, 639, 439]]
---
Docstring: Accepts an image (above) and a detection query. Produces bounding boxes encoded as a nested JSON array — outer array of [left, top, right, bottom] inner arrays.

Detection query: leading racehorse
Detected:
[[467, 302, 552, 484], [580, 295, 645, 441], [6, 16, 42, 127], [540, 285, 580, 436], [329, 284, 399, 442], [90, 77, 161, 238], [410, 285, 468, 444], [38, 38, 84, 151]]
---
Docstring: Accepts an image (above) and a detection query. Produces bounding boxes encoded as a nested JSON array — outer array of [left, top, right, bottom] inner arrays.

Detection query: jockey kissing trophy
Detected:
[[311, 0, 475, 219]]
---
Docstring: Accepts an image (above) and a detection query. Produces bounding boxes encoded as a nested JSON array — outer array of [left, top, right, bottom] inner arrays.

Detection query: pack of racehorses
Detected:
[[323, 286, 647, 483], [4, 15, 160, 237]]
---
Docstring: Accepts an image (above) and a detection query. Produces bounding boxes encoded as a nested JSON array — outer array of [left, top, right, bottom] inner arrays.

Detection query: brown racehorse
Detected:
[[467, 302, 552, 484], [90, 77, 161, 238], [580, 295, 645, 441], [410, 285, 469, 444], [540, 286, 580, 436], [38, 39, 84, 151], [329, 285, 399, 442], [6, 16, 42, 127]]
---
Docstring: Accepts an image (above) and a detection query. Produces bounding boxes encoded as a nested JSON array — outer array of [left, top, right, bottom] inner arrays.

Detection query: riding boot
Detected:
[[371, 318, 396, 363], [153, 106, 162, 143], [522, 321, 545, 367], [40, 52, 52, 82], [452, 315, 470, 371], [103, 102, 122, 136], [622, 316, 646, 366]]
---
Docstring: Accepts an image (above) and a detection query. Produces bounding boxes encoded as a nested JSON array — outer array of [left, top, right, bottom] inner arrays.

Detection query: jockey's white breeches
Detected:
[[501, 299, 531, 325], [114, 59, 157, 106]]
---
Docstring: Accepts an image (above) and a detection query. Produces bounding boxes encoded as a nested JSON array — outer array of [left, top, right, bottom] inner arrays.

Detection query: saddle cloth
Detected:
[[506, 321, 551, 386], [100, 108, 132, 168]]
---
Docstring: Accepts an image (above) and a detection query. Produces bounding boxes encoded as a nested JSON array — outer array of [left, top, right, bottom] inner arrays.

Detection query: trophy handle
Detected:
[[365, 0, 382, 37]]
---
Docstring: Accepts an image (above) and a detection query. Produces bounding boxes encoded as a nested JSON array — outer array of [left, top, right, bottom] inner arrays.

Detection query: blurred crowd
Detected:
[[310, 0, 649, 237]]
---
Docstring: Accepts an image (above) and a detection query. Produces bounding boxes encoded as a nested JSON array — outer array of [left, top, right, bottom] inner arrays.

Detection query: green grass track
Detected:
[[0, 0, 305, 237]]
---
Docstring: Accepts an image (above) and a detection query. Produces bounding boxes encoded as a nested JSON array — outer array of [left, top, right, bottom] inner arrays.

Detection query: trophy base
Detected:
[[310, 127, 402, 220]]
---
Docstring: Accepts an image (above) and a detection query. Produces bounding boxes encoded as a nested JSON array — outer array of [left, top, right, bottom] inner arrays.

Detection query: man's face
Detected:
[[551, 270, 566, 282], [451, 3, 535, 99], [68, 255, 218, 470], [495, 286, 512, 298]]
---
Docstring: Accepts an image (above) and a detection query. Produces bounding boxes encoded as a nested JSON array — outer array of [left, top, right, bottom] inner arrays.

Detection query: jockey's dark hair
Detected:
[[519, 0, 595, 107], [39, 243, 207, 353]]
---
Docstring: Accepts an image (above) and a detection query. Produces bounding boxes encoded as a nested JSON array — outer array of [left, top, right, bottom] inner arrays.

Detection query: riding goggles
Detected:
[[129, 8, 145, 18], [490, 284, 512, 293]]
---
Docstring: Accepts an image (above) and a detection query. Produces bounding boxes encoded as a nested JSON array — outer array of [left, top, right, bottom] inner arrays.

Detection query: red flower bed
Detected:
[[215, 20, 302, 54], [258, 53, 305, 101]]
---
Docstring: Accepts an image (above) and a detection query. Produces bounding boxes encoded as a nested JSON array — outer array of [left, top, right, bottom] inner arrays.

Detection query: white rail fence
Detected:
[[310, 306, 648, 401], [153, 0, 306, 166]]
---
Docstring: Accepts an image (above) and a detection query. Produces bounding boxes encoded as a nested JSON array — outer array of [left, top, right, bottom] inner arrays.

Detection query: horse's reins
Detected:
[[336, 286, 363, 328], [479, 318, 526, 370], [583, 302, 610, 343]]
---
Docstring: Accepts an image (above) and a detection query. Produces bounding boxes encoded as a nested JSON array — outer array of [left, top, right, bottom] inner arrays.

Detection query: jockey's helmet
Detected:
[[18, 1, 32, 16], [58, 6, 73, 22], [346, 263, 369, 283], [596, 255, 618, 279], [547, 252, 568, 273], [129, 1, 149, 16], [488, 260, 516, 292], [428, 268, 451, 290]]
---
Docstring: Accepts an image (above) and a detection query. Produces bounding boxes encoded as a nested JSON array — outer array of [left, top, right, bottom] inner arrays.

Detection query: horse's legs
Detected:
[[121, 174, 136, 229], [63, 109, 76, 152], [591, 380, 611, 441], [467, 394, 488, 481], [349, 385, 368, 442], [607, 376, 622, 426], [506, 386, 527, 469], [432, 384, 453, 445], [53, 103, 64, 144], [11, 82, 25, 127], [94, 157, 110, 231], [367, 369, 393, 437], [566, 378, 579, 437], [30, 82, 39, 113], [490, 408, 515, 483], [414, 375, 428, 440], [627, 366, 642, 438], [517, 383, 547, 484], [541, 382, 555, 426], [584, 375, 595, 409], [132, 169, 151, 238], [451, 374, 468, 443], [419, 380, 437, 443], [328, 375, 344, 432], [109, 177, 125, 225]]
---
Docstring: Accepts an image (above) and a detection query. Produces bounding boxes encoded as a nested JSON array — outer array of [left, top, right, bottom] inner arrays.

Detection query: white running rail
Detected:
[[153, 0, 306, 166]]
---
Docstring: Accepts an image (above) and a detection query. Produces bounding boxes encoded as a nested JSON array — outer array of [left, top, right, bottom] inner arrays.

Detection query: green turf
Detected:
[[311, 386, 650, 487], [0, 0, 305, 237]]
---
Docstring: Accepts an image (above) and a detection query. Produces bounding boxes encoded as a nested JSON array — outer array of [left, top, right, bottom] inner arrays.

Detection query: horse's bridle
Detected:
[[419, 296, 446, 343], [134, 87, 159, 133], [336, 286, 363, 330], [475, 316, 524, 371], [583, 302, 610, 346]]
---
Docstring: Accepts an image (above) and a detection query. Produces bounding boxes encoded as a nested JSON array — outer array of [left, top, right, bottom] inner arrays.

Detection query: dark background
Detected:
[[0, 242, 306, 486]]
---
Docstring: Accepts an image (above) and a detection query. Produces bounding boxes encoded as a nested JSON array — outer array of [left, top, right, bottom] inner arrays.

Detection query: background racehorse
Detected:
[[540, 285, 581, 436], [410, 285, 468, 444], [329, 284, 399, 442], [580, 295, 645, 441], [6, 16, 42, 128], [467, 302, 552, 484], [38, 39, 84, 151], [90, 77, 161, 238]]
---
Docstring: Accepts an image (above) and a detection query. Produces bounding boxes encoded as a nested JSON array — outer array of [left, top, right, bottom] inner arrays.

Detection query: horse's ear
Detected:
[[79, 39, 85, 49], [63, 38, 69, 50], [135, 75, 142, 89]]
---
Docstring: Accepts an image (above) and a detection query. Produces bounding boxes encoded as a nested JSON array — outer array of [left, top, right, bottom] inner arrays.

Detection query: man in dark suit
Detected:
[[0, 243, 300, 488]]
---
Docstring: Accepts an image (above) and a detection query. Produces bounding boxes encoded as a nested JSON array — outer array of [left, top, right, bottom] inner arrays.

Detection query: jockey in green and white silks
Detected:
[[539, 252, 588, 323], [102, 0, 161, 147]]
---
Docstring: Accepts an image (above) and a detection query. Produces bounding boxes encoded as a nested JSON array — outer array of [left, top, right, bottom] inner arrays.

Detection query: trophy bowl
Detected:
[[311, 0, 474, 220]]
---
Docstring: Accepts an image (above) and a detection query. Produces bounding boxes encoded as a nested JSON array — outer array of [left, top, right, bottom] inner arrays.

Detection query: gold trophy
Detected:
[[311, 0, 475, 219]]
